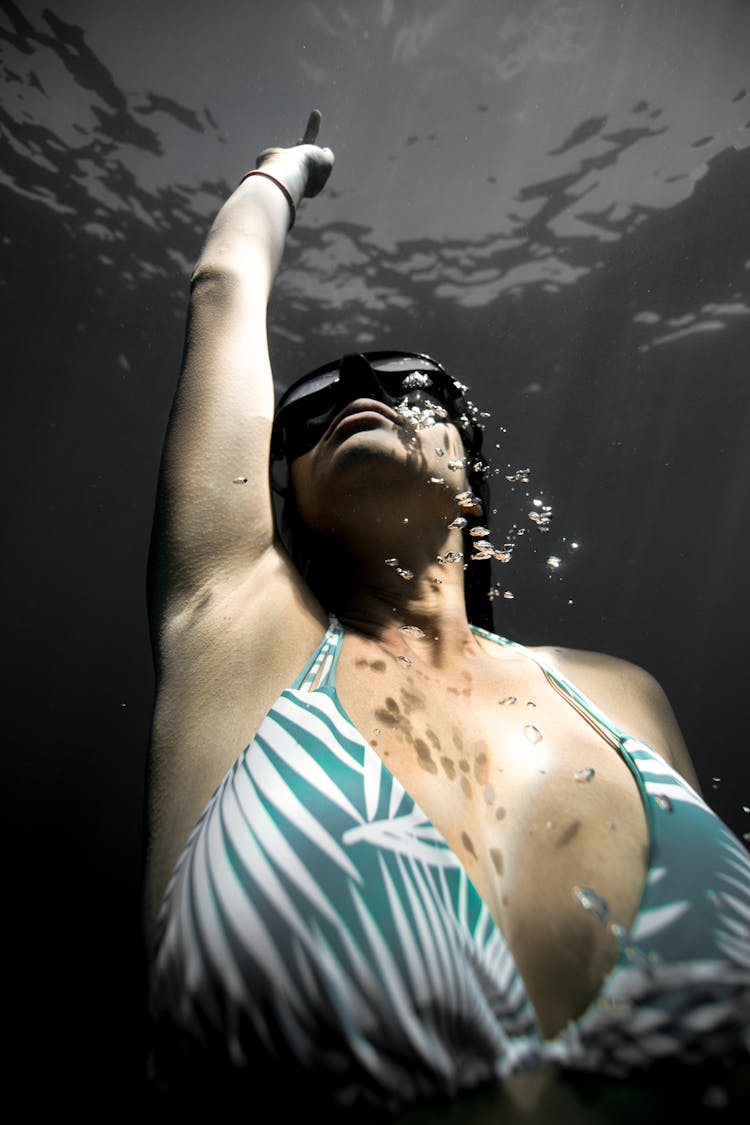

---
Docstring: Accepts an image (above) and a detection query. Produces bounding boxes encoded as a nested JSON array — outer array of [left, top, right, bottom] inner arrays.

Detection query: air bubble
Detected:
[[470, 527, 491, 538], [385, 558, 400, 567], [503, 591, 514, 599], [429, 476, 446, 485], [402, 372, 433, 390], [524, 725, 542, 744], [575, 767, 595, 782], [455, 491, 483, 512], [573, 886, 609, 924], [610, 923, 628, 948], [447, 459, 465, 471], [400, 625, 426, 638], [448, 517, 467, 530], [546, 556, 562, 570], [396, 568, 414, 580]]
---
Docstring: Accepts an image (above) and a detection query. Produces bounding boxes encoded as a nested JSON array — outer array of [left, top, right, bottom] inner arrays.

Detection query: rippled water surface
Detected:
[[3, 0, 749, 1112]]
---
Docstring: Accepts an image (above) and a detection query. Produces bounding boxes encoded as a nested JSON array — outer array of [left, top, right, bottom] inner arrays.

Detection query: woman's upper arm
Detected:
[[148, 246, 283, 628]]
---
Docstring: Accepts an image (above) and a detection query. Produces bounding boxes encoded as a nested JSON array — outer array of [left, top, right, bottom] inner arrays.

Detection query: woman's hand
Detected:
[[254, 109, 334, 203]]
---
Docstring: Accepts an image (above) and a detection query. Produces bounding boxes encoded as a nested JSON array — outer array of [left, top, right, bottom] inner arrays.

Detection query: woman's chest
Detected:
[[336, 645, 650, 1037]]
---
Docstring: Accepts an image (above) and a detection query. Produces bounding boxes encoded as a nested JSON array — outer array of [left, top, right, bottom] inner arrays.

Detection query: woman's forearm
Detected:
[[191, 167, 302, 300]]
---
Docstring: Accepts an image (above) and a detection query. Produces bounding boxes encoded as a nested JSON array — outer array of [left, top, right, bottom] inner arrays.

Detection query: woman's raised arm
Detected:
[[147, 111, 334, 639]]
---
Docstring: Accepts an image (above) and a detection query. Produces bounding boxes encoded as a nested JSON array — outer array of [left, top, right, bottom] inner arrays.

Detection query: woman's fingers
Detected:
[[302, 109, 321, 145]]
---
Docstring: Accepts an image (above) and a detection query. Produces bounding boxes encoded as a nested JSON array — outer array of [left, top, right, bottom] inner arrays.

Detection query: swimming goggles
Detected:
[[270, 350, 484, 464]]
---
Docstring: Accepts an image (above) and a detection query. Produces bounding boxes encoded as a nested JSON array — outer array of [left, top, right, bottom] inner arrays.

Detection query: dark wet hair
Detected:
[[271, 352, 495, 632]]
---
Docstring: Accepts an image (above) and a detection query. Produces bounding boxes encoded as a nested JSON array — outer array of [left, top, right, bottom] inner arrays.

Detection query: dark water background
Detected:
[[2, 0, 749, 1112]]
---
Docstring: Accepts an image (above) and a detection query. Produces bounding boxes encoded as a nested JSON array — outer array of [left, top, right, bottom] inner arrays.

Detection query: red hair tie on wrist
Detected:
[[238, 169, 296, 230]]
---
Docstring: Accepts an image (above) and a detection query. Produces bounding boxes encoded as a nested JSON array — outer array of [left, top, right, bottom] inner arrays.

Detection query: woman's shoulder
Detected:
[[526, 643, 702, 791], [529, 643, 657, 689]]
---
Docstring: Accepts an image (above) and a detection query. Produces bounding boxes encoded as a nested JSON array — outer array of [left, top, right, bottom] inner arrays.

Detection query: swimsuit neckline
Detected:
[[291, 614, 658, 1045]]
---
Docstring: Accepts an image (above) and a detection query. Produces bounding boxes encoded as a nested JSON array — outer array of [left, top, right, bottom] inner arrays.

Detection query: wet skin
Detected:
[[286, 406, 650, 1039], [147, 393, 693, 1043]]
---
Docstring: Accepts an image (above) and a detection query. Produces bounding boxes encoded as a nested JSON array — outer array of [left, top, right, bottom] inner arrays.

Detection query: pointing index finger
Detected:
[[302, 109, 321, 145]]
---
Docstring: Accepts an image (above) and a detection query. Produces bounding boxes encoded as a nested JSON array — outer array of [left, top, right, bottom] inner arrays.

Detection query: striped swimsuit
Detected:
[[148, 616, 750, 1112]]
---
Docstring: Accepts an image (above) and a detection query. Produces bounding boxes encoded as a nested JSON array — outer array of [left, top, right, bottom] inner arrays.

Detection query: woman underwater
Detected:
[[144, 112, 749, 1117]]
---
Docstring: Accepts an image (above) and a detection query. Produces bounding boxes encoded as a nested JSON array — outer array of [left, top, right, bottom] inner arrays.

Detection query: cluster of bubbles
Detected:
[[387, 370, 580, 604]]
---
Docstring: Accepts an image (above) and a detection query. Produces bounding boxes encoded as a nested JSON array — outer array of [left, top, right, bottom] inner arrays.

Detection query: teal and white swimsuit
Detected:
[[149, 616, 750, 1111]]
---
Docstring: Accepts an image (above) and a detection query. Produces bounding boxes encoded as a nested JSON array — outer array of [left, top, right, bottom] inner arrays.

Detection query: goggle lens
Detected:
[[272, 352, 480, 462]]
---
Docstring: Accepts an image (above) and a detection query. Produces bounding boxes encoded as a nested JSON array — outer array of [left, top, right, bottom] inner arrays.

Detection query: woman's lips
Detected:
[[325, 399, 404, 443]]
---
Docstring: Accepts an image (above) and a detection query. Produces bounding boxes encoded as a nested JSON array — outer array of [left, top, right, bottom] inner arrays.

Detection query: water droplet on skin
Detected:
[[397, 655, 412, 666], [573, 886, 609, 923], [608, 820, 617, 831], [385, 558, 400, 567], [447, 459, 465, 471], [610, 923, 628, 948], [575, 767, 596, 782], [399, 625, 425, 638], [524, 725, 543, 745], [448, 517, 467, 530], [435, 448, 445, 457], [546, 820, 555, 830], [431, 577, 443, 584], [233, 476, 248, 484], [372, 727, 381, 735], [429, 476, 446, 485], [499, 696, 517, 706], [654, 794, 673, 812]]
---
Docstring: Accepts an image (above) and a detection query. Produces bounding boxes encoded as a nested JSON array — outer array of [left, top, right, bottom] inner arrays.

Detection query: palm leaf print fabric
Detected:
[[149, 617, 750, 1110]]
